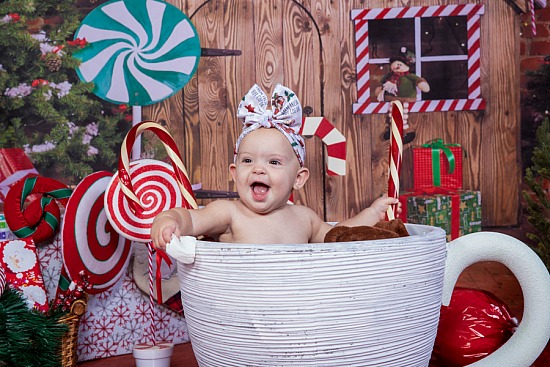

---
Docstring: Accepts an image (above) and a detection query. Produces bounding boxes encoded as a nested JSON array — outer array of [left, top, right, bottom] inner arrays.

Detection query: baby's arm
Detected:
[[336, 195, 400, 228], [151, 200, 233, 250]]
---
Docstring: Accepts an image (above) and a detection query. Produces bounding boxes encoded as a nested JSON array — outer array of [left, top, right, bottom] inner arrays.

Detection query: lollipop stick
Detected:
[[386, 101, 404, 221], [132, 106, 142, 160]]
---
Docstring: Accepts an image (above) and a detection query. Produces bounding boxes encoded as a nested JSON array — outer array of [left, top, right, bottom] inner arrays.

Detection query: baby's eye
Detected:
[[269, 160, 281, 165], [241, 158, 252, 163]]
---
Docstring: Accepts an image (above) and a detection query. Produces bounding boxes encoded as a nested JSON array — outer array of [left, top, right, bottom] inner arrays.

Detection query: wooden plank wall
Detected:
[[144, 0, 521, 227]]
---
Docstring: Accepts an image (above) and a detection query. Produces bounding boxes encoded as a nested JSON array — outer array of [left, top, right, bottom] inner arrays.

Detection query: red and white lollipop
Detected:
[[62, 171, 133, 294], [105, 121, 197, 242]]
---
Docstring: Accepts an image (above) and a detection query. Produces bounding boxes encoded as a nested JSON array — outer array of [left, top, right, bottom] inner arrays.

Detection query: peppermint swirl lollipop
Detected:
[[62, 171, 132, 294], [73, 0, 201, 106]]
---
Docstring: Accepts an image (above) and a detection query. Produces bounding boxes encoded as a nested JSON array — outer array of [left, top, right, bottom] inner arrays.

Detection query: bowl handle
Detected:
[[443, 232, 550, 367]]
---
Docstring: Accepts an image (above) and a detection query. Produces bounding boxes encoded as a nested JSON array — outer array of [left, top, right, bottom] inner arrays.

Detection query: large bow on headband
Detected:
[[235, 84, 305, 166]]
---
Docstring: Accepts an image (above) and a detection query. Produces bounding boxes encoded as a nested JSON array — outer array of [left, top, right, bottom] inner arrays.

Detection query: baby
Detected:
[[151, 84, 399, 250]]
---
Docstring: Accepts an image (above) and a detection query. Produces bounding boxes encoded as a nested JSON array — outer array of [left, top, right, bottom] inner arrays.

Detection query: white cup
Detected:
[[177, 224, 550, 367], [133, 342, 174, 367]]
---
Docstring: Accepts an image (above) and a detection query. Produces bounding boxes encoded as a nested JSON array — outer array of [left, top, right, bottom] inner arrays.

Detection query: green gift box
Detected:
[[400, 189, 481, 241]]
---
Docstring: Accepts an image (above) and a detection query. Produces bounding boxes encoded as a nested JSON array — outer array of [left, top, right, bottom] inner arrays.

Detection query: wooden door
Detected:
[[146, 0, 327, 217]]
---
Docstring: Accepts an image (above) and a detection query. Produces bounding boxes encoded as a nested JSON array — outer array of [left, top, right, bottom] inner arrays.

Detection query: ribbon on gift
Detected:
[[400, 187, 460, 240], [420, 139, 460, 187]]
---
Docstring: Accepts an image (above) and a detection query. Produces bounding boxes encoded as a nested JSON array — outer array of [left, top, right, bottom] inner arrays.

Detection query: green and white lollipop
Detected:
[[73, 0, 200, 106]]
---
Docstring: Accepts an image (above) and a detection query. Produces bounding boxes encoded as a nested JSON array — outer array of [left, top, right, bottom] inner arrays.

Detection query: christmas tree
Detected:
[[523, 118, 550, 271], [524, 58, 550, 271], [0, 0, 131, 184]]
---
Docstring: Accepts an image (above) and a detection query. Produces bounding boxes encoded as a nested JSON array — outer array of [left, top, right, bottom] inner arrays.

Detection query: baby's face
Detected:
[[230, 128, 303, 214]]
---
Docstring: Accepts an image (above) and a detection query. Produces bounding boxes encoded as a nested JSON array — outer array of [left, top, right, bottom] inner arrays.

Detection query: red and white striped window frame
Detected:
[[351, 4, 485, 115]]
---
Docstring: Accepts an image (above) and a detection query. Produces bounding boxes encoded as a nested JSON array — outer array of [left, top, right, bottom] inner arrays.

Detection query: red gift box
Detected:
[[0, 237, 49, 312], [413, 139, 462, 190], [0, 148, 39, 203]]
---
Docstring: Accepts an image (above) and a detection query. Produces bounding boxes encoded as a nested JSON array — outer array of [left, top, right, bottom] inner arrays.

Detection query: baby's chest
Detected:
[[232, 216, 310, 244]]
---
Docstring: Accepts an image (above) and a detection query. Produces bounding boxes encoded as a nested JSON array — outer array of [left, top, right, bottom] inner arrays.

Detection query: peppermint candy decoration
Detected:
[[105, 121, 197, 242], [62, 171, 132, 294], [73, 0, 201, 106], [105, 159, 188, 242]]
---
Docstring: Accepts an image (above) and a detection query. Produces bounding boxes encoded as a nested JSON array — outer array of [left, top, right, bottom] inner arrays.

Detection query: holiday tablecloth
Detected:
[[413, 139, 463, 190], [399, 189, 482, 241], [37, 233, 190, 361]]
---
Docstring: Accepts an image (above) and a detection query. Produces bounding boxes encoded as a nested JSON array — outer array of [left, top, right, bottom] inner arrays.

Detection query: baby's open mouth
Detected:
[[251, 182, 270, 199]]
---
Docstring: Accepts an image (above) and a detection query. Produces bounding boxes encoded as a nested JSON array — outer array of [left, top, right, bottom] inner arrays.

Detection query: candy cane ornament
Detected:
[[386, 101, 404, 220], [105, 121, 197, 242], [299, 117, 346, 176]]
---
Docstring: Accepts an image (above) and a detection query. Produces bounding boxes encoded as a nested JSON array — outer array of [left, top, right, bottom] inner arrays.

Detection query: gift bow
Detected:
[[235, 84, 305, 166], [420, 139, 460, 187]]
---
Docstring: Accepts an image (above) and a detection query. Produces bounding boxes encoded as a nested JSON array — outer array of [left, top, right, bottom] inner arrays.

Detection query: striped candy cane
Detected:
[[0, 264, 5, 297], [531, 0, 537, 36], [147, 242, 157, 346], [119, 121, 197, 213], [300, 117, 346, 176], [386, 101, 404, 220]]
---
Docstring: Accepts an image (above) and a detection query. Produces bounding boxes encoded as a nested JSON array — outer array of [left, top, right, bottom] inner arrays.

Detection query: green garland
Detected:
[[0, 287, 67, 367]]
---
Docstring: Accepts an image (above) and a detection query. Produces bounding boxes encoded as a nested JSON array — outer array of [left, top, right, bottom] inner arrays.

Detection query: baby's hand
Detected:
[[371, 195, 401, 221], [151, 214, 181, 251]]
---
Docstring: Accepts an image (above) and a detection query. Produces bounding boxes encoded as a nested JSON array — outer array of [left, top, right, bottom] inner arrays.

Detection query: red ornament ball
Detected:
[[430, 287, 518, 367]]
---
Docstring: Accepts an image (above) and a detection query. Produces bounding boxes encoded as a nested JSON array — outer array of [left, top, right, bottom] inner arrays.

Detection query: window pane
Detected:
[[422, 60, 468, 100], [369, 18, 415, 59], [421, 16, 468, 56]]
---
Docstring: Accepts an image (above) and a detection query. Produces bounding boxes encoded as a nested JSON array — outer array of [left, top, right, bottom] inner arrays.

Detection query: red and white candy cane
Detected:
[[386, 101, 404, 220], [105, 121, 198, 242], [0, 264, 5, 297], [299, 117, 346, 176], [531, 0, 537, 36], [119, 121, 197, 213]]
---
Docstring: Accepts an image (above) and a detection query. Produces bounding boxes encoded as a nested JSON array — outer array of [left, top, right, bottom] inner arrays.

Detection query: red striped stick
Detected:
[[386, 101, 404, 220], [531, 0, 537, 36], [147, 242, 156, 346]]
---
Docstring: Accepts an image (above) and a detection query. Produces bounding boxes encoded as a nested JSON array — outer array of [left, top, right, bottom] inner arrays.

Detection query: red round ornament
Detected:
[[430, 287, 518, 367]]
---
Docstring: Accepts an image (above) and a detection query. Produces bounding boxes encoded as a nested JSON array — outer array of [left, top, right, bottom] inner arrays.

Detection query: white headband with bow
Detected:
[[235, 83, 305, 166]]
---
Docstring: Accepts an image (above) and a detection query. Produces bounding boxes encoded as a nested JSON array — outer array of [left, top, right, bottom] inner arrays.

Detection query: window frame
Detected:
[[351, 4, 485, 115]]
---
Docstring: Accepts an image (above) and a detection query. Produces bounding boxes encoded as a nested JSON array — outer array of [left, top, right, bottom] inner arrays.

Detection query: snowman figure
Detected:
[[375, 47, 430, 144]]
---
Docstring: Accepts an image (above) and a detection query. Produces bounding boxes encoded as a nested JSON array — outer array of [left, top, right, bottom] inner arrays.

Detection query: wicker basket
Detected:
[[58, 297, 87, 367]]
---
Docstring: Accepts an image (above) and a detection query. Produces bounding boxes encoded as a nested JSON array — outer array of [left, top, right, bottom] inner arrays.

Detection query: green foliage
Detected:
[[523, 118, 550, 271], [0, 287, 67, 367], [0, 0, 131, 184], [526, 57, 550, 115]]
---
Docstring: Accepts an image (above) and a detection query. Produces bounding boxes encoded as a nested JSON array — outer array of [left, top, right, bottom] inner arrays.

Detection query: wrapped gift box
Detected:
[[0, 237, 49, 311], [37, 233, 190, 362], [0, 148, 39, 203], [413, 139, 463, 190], [400, 189, 482, 241]]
